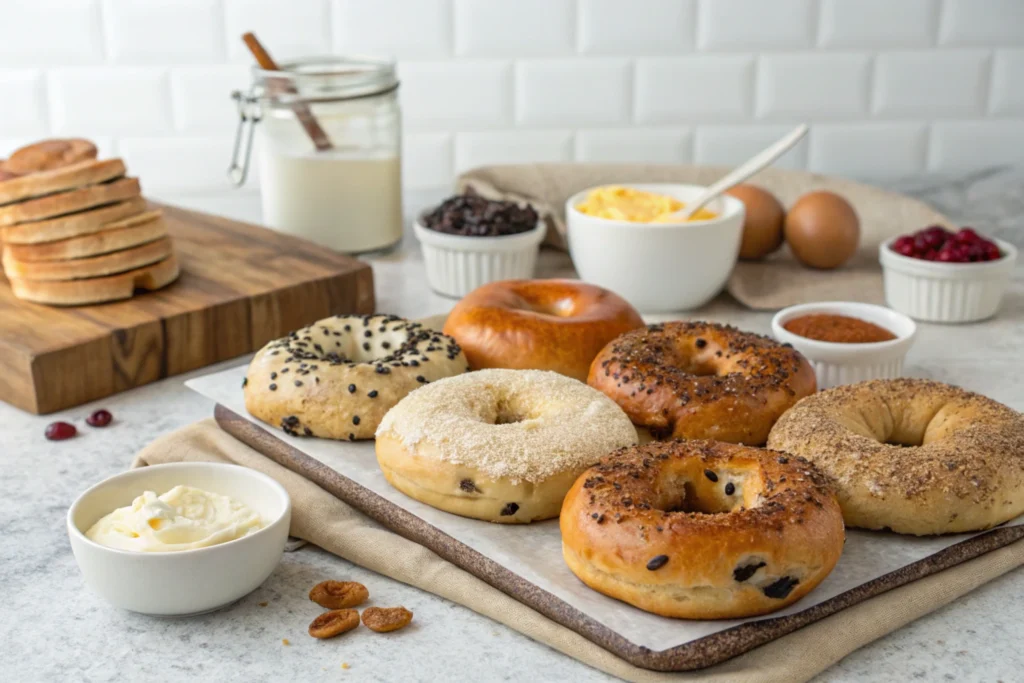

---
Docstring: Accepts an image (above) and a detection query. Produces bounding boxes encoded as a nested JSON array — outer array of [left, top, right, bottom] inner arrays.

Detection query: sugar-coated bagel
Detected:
[[443, 279, 644, 382], [768, 378, 1024, 535], [588, 321, 816, 445], [560, 439, 845, 619], [375, 369, 638, 523], [245, 314, 468, 440]]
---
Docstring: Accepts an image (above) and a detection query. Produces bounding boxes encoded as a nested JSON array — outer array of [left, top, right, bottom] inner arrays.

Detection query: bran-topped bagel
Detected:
[[560, 439, 844, 619], [768, 378, 1024, 535], [245, 315, 469, 441], [375, 369, 638, 523], [589, 321, 816, 445]]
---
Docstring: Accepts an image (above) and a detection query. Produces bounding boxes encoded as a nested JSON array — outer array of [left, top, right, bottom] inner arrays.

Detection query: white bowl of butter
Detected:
[[67, 462, 291, 616], [565, 184, 745, 312]]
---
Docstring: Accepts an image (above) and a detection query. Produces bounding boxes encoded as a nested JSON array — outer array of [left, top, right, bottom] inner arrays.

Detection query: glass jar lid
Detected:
[[252, 56, 399, 106]]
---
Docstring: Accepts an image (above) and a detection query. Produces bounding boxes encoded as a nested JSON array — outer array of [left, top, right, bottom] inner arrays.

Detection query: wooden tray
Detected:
[[0, 202, 374, 414], [213, 404, 1024, 672]]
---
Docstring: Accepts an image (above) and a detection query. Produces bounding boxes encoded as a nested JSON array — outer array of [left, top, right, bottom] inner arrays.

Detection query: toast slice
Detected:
[[0, 197, 149, 244], [0, 158, 126, 206], [3, 211, 165, 262], [0, 177, 140, 227], [7, 253, 180, 306], [3, 236, 172, 281]]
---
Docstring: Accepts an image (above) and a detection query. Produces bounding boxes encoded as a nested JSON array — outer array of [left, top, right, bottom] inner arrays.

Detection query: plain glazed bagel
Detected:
[[245, 315, 469, 441], [588, 321, 816, 445], [375, 369, 638, 523], [767, 378, 1024, 535], [442, 279, 644, 382], [560, 439, 844, 619]]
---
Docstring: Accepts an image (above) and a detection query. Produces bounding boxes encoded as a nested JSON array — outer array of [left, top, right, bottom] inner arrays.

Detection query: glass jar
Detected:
[[229, 57, 402, 254]]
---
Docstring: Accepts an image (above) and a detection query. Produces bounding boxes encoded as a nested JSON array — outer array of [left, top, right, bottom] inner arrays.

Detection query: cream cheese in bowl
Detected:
[[86, 485, 264, 553]]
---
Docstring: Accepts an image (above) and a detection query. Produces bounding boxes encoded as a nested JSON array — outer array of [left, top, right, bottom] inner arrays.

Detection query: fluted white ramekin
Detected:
[[771, 301, 917, 390], [879, 237, 1017, 323], [414, 217, 546, 298]]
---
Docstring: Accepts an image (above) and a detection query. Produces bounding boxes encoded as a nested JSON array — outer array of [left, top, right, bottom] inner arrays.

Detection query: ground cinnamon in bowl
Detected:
[[782, 314, 896, 344]]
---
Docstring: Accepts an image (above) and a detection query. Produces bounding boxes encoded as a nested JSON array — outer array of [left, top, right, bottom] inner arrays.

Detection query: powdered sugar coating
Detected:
[[376, 369, 638, 483]]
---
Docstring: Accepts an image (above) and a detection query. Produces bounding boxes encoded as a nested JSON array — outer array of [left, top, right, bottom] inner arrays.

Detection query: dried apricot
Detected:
[[308, 609, 360, 639], [309, 580, 369, 609], [361, 606, 413, 633]]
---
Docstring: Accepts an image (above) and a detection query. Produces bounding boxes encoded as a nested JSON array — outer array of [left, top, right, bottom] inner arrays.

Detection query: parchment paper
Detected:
[[187, 364, 1023, 654]]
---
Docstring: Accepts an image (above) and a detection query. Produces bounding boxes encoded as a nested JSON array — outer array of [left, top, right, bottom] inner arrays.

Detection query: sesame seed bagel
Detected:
[[245, 315, 469, 441], [768, 378, 1024, 535], [375, 369, 638, 523], [560, 439, 844, 619], [588, 322, 816, 445]]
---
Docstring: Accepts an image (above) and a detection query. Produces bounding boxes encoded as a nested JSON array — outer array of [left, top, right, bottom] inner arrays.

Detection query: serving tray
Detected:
[[187, 365, 1024, 672]]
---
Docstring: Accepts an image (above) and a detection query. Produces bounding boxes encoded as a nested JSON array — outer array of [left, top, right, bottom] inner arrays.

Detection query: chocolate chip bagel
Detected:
[[245, 314, 469, 440], [588, 322, 816, 445], [768, 378, 1024, 535]]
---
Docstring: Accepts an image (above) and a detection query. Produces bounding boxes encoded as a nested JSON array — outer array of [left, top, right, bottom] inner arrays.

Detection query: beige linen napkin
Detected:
[[134, 420, 1023, 683], [457, 164, 953, 310]]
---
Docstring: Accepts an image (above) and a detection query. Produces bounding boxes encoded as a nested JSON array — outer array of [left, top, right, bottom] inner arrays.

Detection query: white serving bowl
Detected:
[[565, 183, 744, 312], [771, 301, 917, 389], [879, 237, 1017, 323], [67, 462, 291, 616], [414, 216, 547, 298]]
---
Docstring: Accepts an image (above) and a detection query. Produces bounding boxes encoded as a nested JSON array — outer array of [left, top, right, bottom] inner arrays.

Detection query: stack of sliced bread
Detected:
[[0, 139, 179, 306]]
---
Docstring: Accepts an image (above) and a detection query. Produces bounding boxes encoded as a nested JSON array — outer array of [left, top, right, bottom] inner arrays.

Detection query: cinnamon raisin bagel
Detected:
[[589, 322, 816, 445], [767, 378, 1024, 535], [443, 279, 644, 382], [560, 439, 844, 619]]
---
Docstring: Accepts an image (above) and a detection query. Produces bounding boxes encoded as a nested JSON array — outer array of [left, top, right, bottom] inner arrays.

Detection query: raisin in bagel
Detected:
[[443, 279, 644, 382], [560, 439, 844, 619], [589, 322, 816, 445], [245, 315, 468, 441], [375, 369, 637, 523], [768, 378, 1024, 535]]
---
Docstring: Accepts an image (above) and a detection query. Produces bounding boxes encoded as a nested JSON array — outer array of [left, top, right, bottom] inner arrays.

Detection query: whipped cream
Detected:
[[85, 485, 264, 552]]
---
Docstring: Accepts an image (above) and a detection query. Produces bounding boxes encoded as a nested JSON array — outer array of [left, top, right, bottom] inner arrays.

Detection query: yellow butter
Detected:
[[575, 186, 718, 223]]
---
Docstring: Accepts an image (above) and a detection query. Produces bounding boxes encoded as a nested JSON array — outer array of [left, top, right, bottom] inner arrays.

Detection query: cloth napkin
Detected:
[[134, 420, 1023, 683], [457, 163, 954, 310]]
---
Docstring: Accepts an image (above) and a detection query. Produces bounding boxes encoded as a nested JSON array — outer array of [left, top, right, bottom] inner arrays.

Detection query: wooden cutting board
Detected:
[[0, 202, 375, 414]]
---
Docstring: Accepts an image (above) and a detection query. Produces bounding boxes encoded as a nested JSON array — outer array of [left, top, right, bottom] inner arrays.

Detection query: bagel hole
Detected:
[[495, 411, 525, 425], [657, 479, 734, 515]]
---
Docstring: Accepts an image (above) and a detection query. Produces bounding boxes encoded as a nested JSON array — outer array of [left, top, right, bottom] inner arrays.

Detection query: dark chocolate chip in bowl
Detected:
[[725, 482, 736, 495], [733, 561, 767, 582], [646, 555, 669, 571], [500, 502, 519, 516], [704, 469, 718, 482], [763, 576, 799, 599]]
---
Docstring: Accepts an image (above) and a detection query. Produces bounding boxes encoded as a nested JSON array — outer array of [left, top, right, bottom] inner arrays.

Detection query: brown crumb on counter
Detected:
[[341, 663, 351, 670], [258, 601, 269, 607], [282, 638, 291, 646]]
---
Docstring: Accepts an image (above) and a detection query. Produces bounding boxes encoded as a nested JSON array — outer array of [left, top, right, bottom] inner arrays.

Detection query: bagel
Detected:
[[767, 378, 1024, 535], [589, 321, 816, 445], [2, 236, 172, 281], [7, 253, 179, 306], [1, 138, 97, 175], [442, 279, 644, 382], [375, 369, 638, 523], [560, 439, 845, 619], [245, 315, 469, 441]]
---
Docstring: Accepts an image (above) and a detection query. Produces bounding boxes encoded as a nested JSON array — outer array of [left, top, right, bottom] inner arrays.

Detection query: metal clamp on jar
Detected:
[[229, 56, 403, 254]]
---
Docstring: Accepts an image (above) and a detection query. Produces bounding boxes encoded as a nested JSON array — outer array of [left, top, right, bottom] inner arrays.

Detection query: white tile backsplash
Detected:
[[578, 0, 695, 55], [0, 0, 1018, 191], [454, 0, 575, 57], [516, 59, 631, 125]]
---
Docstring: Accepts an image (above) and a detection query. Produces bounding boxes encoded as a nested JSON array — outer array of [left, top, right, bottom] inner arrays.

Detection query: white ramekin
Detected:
[[67, 462, 291, 616], [771, 301, 917, 389], [879, 237, 1018, 323], [565, 183, 745, 312], [414, 217, 547, 298]]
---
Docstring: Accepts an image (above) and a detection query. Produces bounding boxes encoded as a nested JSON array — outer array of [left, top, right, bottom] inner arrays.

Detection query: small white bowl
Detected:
[[771, 301, 917, 389], [67, 462, 291, 616], [414, 216, 547, 298], [879, 237, 1017, 323], [565, 183, 745, 312]]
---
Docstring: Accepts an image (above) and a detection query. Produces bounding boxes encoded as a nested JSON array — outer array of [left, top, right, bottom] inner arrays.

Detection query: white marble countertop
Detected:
[[2, 170, 1023, 682]]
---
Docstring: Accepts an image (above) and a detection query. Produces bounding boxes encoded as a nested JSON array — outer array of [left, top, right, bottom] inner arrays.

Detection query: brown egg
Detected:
[[727, 184, 785, 260], [784, 191, 860, 269]]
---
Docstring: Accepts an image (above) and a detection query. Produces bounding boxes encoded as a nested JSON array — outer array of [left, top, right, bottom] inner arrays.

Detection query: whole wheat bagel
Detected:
[[2, 138, 97, 175], [7, 253, 179, 306]]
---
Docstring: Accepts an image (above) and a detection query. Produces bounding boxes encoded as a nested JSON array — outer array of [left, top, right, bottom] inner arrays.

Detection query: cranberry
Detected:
[[892, 236, 916, 256], [955, 227, 981, 244], [45, 421, 77, 441], [86, 409, 113, 427], [985, 243, 1002, 260]]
